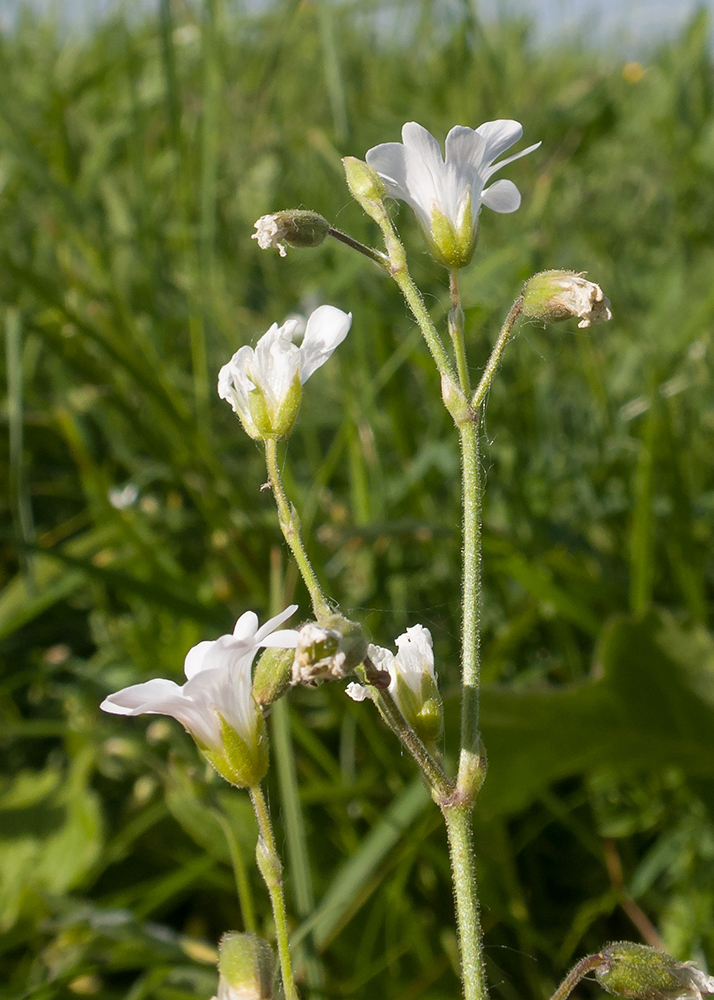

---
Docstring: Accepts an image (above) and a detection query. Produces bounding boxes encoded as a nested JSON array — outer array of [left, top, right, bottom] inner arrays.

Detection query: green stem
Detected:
[[264, 437, 331, 621], [367, 203, 456, 385], [456, 417, 484, 795], [549, 954, 606, 1000], [367, 669, 454, 800], [250, 784, 300, 1000], [327, 226, 389, 268], [442, 806, 487, 1000], [471, 297, 523, 410], [449, 269, 470, 394]]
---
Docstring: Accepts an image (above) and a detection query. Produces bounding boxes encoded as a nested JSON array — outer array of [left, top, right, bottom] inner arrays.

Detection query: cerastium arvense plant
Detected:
[[101, 119, 714, 1000]]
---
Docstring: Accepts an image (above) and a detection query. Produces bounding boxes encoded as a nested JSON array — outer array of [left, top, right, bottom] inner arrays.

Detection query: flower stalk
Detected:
[[250, 784, 300, 1000], [264, 437, 331, 621]]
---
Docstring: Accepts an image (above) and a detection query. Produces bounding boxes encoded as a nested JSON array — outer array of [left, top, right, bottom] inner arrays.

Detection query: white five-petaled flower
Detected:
[[100, 607, 299, 787], [365, 120, 540, 268], [218, 305, 352, 441], [346, 624, 443, 743]]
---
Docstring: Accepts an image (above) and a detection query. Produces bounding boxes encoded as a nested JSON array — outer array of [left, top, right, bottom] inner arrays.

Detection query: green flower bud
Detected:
[[216, 932, 274, 1000], [596, 942, 714, 1000], [252, 210, 330, 257], [342, 156, 389, 223], [252, 646, 295, 707], [522, 270, 612, 328]]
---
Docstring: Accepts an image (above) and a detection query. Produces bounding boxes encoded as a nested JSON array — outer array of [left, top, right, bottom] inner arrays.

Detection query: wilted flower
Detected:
[[292, 616, 368, 687], [100, 607, 299, 787], [252, 210, 330, 257], [218, 305, 352, 440], [521, 270, 612, 328], [365, 120, 540, 268], [596, 942, 714, 1000], [347, 624, 443, 743]]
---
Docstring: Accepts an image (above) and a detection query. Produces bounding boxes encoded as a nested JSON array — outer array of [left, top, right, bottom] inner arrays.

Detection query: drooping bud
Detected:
[[252, 646, 294, 707], [596, 942, 714, 1000], [292, 615, 368, 687], [342, 157, 389, 223], [252, 210, 330, 257], [215, 932, 274, 1000], [521, 270, 612, 328]]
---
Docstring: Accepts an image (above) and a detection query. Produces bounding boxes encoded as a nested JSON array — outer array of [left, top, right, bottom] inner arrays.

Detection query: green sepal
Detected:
[[200, 713, 269, 788], [395, 673, 443, 745], [596, 942, 701, 1000], [217, 931, 274, 999], [428, 192, 476, 269], [246, 373, 302, 441]]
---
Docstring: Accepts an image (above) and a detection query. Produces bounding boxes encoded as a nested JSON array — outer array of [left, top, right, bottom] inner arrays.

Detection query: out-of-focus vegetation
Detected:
[[2, 1, 714, 998]]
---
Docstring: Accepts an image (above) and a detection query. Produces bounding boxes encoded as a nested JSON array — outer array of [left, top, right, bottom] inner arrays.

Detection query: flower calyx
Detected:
[[214, 932, 275, 1000], [522, 270, 612, 328], [252, 210, 330, 257], [595, 943, 714, 1000]]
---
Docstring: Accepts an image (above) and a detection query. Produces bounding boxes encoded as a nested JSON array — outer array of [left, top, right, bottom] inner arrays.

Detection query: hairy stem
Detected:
[[456, 417, 485, 795], [367, 665, 454, 799], [327, 226, 389, 268], [264, 437, 331, 621], [449, 269, 470, 394], [250, 784, 300, 1000], [549, 954, 606, 1000], [443, 806, 488, 1000], [471, 297, 523, 409]]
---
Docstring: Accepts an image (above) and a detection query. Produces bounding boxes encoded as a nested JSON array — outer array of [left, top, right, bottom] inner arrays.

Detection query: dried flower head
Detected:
[[522, 270, 612, 328]]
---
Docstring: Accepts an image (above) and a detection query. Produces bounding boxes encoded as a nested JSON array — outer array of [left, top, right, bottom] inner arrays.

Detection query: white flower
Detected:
[[218, 305, 352, 440], [365, 120, 540, 267], [101, 606, 299, 786], [347, 624, 442, 742]]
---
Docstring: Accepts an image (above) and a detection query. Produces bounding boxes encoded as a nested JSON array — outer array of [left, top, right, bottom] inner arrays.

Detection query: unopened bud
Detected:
[[216, 932, 274, 1000], [252, 647, 294, 707], [342, 157, 389, 221], [596, 942, 714, 1000], [522, 270, 612, 328], [292, 615, 368, 687], [252, 210, 330, 257]]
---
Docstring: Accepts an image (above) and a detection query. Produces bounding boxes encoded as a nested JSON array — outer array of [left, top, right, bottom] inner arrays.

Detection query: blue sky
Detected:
[[0, 0, 710, 51]]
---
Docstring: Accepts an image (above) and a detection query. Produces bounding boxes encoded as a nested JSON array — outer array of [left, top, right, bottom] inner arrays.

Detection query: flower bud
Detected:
[[522, 270, 612, 328], [596, 942, 714, 1000], [215, 932, 274, 1000], [252, 646, 294, 707], [342, 157, 389, 222], [292, 615, 368, 687], [252, 210, 330, 257]]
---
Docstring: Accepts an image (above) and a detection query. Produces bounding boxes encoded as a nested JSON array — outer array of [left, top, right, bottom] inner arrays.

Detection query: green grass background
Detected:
[[2, 2, 714, 998]]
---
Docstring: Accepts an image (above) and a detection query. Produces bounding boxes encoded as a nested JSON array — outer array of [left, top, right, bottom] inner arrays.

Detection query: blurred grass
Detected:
[[1, 2, 714, 999]]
